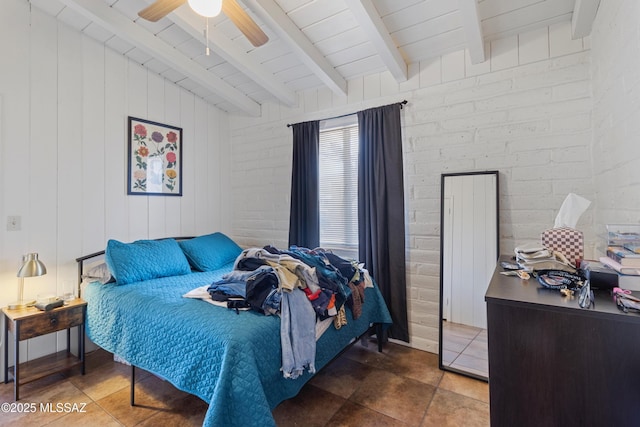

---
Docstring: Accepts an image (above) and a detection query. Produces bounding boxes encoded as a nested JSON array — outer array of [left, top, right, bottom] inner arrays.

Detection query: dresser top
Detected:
[[485, 255, 639, 322]]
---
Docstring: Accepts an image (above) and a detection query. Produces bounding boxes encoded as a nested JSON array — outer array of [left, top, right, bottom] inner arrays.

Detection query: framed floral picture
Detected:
[[127, 116, 183, 196]]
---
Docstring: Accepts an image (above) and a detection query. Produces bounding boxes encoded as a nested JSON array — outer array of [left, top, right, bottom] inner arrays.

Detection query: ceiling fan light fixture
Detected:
[[188, 0, 223, 18]]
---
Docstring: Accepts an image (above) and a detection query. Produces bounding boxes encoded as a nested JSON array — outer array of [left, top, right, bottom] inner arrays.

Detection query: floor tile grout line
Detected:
[[418, 377, 441, 427]]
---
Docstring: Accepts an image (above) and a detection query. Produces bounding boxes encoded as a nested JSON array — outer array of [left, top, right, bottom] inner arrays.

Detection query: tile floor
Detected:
[[441, 321, 488, 379], [0, 342, 489, 426]]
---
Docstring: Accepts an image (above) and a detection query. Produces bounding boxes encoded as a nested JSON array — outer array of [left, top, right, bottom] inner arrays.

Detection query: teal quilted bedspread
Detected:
[[83, 261, 392, 427]]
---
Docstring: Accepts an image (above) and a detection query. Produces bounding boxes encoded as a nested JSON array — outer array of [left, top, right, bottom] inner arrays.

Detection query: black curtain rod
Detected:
[[286, 99, 407, 128]]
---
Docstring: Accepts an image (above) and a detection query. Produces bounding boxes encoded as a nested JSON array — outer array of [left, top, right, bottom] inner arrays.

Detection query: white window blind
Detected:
[[319, 118, 359, 258]]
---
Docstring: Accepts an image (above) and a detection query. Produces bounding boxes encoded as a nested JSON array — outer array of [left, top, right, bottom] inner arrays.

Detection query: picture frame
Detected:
[[127, 116, 183, 196]]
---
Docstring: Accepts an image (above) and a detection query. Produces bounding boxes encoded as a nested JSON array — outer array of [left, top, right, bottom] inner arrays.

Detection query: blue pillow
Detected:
[[105, 238, 192, 285], [178, 232, 242, 271]]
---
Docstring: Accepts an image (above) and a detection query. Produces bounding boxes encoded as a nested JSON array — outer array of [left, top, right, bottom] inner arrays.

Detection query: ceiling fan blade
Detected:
[[223, 0, 269, 47], [139, 0, 187, 22]]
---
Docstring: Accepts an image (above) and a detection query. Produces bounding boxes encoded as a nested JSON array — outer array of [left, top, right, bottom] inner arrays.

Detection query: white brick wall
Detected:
[[229, 21, 594, 353], [591, 0, 640, 255]]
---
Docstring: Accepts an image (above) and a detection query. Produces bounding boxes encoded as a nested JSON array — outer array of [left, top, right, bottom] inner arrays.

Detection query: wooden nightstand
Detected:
[[3, 298, 86, 401]]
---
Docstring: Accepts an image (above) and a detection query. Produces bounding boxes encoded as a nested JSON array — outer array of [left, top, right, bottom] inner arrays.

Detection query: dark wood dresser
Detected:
[[485, 256, 640, 427]]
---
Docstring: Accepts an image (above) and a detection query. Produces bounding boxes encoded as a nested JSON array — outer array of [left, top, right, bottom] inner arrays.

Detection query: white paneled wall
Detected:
[[230, 21, 594, 352], [0, 1, 230, 373], [591, 0, 640, 253]]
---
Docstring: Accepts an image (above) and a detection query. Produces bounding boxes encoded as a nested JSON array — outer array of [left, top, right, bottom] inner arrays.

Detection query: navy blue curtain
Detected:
[[288, 121, 320, 249], [357, 103, 408, 342]]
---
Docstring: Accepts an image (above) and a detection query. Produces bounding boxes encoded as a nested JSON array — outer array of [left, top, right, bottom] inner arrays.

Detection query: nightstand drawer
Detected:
[[17, 306, 84, 340]]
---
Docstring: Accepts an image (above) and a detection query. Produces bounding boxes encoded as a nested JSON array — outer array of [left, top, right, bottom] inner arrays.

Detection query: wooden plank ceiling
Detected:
[[28, 0, 600, 116]]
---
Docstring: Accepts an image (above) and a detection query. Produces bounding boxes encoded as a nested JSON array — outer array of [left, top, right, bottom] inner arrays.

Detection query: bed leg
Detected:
[[376, 324, 383, 353], [130, 365, 135, 406]]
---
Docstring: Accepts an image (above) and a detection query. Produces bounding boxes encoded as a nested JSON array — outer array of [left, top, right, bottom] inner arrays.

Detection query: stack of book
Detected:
[[594, 225, 640, 289], [599, 245, 640, 290]]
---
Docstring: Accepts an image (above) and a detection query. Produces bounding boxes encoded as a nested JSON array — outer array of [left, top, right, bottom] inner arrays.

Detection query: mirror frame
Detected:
[[438, 170, 499, 381]]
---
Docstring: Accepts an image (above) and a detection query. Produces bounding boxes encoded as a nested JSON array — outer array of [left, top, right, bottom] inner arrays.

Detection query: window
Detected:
[[319, 116, 359, 259]]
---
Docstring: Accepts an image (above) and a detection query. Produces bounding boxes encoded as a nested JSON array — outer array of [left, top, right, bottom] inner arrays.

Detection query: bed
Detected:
[[77, 233, 392, 427]]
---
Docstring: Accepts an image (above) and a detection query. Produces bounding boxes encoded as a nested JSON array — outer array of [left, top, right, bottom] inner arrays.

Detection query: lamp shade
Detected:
[[17, 253, 47, 278], [188, 0, 223, 17]]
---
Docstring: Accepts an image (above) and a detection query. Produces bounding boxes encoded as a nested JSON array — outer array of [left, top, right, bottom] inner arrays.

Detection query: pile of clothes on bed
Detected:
[[206, 245, 373, 379]]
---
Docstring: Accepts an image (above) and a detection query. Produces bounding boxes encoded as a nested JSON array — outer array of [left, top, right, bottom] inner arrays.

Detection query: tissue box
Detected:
[[541, 227, 583, 265]]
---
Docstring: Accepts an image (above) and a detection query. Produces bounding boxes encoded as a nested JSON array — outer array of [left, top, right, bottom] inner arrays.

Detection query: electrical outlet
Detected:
[[7, 215, 21, 231]]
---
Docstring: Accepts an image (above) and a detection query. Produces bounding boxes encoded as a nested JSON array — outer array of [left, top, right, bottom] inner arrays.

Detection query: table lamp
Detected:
[[8, 253, 47, 310]]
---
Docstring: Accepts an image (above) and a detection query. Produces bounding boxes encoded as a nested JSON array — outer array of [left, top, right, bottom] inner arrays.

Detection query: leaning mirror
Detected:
[[439, 171, 499, 381]]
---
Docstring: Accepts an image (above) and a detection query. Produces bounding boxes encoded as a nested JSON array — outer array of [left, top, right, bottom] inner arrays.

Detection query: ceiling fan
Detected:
[[138, 0, 269, 47]]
